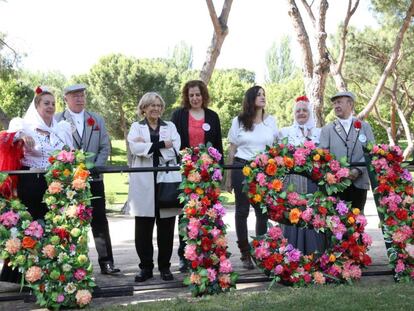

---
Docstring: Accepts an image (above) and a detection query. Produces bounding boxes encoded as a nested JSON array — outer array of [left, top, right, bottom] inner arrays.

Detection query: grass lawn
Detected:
[[103, 140, 235, 209], [100, 282, 414, 311]]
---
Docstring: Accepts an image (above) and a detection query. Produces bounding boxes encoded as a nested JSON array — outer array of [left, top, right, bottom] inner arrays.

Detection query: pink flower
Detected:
[[312, 215, 326, 229], [313, 271, 326, 284], [326, 173, 337, 185], [72, 178, 86, 190], [342, 261, 362, 280], [304, 140, 316, 149], [255, 243, 270, 260], [48, 181, 63, 194], [293, 149, 307, 166], [213, 203, 226, 217], [219, 258, 233, 273], [75, 290, 92, 307], [187, 172, 201, 183], [274, 264, 283, 275], [5, 238, 21, 254], [0, 211, 20, 228], [362, 233, 373, 246], [335, 168, 349, 179], [56, 150, 75, 163], [24, 221, 44, 239], [355, 214, 367, 227], [42, 244, 56, 259], [268, 226, 283, 240], [405, 244, 414, 258], [329, 160, 340, 172], [207, 268, 217, 282], [256, 173, 267, 186], [184, 244, 198, 261], [74, 268, 87, 281], [25, 266, 43, 283], [301, 208, 313, 222], [208, 146, 222, 162], [210, 227, 222, 239], [395, 260, 405, 273], [56, 294, 65, 303]]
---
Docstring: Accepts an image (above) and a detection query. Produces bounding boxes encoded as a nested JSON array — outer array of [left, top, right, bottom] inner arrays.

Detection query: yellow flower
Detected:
[[267, 159, 275, 164], [253, 194, 262, 203], [313, 154, 320, 161], [329, 254, 336, 262], [352, 208, 360, 215], [195, 187, 204, 195], [316, 148, 324, 155], [289, 208, 301, 224], [63, 169, 71, 177], [242, 166, 252, 176]]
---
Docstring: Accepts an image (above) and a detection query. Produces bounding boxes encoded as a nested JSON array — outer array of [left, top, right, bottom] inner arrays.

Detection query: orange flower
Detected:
[[253, 194, 262, 203], [348, 216, 355, 224], [72, 178, 86, 190], [195, 187, 204, 195], [22, 236, 37, 249], [48, 181, 63, 194], [283, 156, 294, 169], [218, 274, 231, 289], [63, 169, 72, 177], [190, 272, 201, 285], [289, 208, 301, 224], [271, 179, 283, 192], [313, 154, 320, 161], [329, 254, 336, 262], [326, 173, 337, 185], [265, 162, 277, 176], [74, 168, 89, 180]]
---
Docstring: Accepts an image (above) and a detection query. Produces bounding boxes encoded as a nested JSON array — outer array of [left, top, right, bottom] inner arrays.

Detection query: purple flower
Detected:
[[286, 248, 301, 262], [402, 169, 413, 182], [57, 294, 65, 303], [0, 211, 20, 228], [213, 203, 226, 217], [335, 200, 348, 216], [208, 147, 222, 162], [212, 169, 223, 181]]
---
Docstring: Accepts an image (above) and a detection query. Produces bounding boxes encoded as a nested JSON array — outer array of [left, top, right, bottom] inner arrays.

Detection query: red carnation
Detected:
[[354, 120, 362, 129], [295, 95, 309, 103], [395, 209, 408, 221], [48, 156, 56, 164], [87, 117, 95, 127], [201, 237, 212, 251], [35, 86, 42, 94]]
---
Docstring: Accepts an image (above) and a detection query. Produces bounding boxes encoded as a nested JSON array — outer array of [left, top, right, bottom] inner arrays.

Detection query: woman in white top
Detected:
[[279, 95, 325, 255], [1, 86, 72, 283], [226, 86, 278, 269]]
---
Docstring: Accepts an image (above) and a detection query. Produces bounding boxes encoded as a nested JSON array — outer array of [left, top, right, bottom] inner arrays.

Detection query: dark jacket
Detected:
[[171, 107, 223, 163]]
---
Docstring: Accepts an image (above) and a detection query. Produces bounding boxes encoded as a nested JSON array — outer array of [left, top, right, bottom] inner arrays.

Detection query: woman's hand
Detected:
[[133, 136, 145, 143], [21, 134, 35, 150], [164, 140, 173, 149]]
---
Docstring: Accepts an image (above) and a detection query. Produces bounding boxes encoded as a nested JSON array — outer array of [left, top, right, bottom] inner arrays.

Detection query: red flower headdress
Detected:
[[295, 95, 309, 103], [35, 86, 43, 95]]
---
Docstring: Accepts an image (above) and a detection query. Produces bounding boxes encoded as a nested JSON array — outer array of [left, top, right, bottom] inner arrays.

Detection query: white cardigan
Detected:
[[127, 119, 181, 218]]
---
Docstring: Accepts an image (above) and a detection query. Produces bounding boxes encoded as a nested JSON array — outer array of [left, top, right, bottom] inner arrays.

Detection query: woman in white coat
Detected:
[[127, 92, 181, 282]]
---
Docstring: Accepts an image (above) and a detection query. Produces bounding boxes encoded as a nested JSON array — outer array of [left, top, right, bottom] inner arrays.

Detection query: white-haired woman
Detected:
[[279, 95, 325, 255], [127, 92, 181, 282]]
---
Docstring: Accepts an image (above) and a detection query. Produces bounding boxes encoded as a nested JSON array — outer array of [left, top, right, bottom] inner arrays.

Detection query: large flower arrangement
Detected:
[[243, 140, 372, 285], [369, 144, 414, 281], [0, 148, 95, 309], [179, 144, 238, 296]]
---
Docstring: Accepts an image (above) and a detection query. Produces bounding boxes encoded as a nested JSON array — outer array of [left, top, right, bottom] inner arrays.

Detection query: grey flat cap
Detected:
[[64, 84, 86, 95], [330, 91, 355, 102]]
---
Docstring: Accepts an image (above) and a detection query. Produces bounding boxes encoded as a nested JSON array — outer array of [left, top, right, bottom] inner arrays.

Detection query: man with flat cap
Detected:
[[56, 84, 120, 274], [319, 91, 375, 211]]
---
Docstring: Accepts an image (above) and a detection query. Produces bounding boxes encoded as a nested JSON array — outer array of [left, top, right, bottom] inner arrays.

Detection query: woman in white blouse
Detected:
[[279, 95, 325, 255], [1, 86, 72, 283], [226, 86, 279, 269]]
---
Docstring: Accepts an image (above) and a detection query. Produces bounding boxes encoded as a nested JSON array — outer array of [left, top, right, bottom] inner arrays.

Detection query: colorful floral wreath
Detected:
[[369, 144, 414, 281], [243, 140, 372, 285], [0, 148, 94, 309], [179, 143, 238, 296]]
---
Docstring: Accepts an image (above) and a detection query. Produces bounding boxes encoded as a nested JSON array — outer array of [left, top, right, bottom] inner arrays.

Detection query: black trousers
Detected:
[[135, 215, 176, 271], [90, 180, 115, 268], [338, 184, 368, 212], [177, 214, 186, 260]]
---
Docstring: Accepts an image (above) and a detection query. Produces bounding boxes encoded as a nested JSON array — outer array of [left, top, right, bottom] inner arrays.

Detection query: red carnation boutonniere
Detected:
[[354, 120, 362, 131], [35, 86, 43, 94], [86, 117, 95, 127]]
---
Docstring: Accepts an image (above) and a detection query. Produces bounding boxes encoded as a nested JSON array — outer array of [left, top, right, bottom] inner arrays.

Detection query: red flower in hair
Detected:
[[295, 95, 309, 102], [354, 120, 362, 130], [35, 86, 43, 94], [86, 117, 95, 127]]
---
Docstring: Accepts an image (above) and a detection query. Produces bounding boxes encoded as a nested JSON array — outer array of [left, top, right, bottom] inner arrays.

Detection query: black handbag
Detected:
[[156, 150, 182, 209]]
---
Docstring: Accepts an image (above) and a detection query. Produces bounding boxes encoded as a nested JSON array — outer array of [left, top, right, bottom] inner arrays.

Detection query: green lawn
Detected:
[[103, 140, 234, 209], [100, 283, 414, 311]]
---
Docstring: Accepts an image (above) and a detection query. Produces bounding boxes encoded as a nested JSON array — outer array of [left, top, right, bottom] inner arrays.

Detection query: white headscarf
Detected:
[[292, 95, 316, 130], [8, 86, 73, 148]]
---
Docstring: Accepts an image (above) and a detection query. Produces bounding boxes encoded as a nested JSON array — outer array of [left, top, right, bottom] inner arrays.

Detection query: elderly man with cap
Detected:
[[319, 91, 375, 212], [56, 84, 120, 274]]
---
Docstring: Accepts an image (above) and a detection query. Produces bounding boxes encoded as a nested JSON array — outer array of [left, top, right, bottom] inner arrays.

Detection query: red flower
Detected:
[[395, 209, 408, 221], [35, 86, 43, 94], [52, 169, 61, 178], [354, 120, 362, 129], [87, 117, 95, 127], [201, 237, 212, 251], [318, 206, 327, 215], [295, 95, 309, 103], [48, 156, 56, 164]]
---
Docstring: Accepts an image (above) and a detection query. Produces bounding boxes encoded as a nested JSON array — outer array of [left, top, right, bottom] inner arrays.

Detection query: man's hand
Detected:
[[21, 134, 35, 150], [349, 168, 361, 181]]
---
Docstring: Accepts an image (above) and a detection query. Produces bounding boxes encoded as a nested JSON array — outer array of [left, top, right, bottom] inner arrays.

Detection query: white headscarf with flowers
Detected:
[[292, 95, 316, 130], [8, 86, 73, 148]]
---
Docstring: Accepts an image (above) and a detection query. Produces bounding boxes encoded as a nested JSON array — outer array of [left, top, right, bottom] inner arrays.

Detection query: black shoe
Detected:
[[160, 269, 174, 281], [178, 259, 188, 273], [135, 269, 153, 282], [100, 263, 121, 275]]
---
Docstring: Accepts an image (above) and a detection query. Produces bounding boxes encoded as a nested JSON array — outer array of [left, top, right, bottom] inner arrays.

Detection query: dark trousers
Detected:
[[135, 216, 176, 271], [232, 159, 268, 243], [90, 180, 115, 268], [338, 184, 368, 212], [177, 214, 185, 260]]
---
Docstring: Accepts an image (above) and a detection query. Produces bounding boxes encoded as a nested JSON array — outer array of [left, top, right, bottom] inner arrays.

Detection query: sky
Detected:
[[0, 0, 378, 83]]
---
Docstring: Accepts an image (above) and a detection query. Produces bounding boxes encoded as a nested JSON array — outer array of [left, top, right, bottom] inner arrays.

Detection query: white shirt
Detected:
[[228, 115, 279, 161], [68, 108, 85, 137], [279, 125, 321, 146], [338, 115, 353, 134]]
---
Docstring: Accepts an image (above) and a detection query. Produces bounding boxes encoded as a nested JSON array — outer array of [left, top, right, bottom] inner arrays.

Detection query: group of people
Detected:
[[0, 79, 375, 284]]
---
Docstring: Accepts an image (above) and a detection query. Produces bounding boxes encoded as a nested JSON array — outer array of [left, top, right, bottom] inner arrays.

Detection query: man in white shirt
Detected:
[[319, 91, 375, 211], [56, 84, 120, 275]]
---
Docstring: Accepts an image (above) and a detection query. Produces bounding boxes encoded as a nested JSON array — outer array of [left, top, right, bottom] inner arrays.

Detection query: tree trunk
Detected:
[[358, 0, 414, 119], [200, 0, 234, 84]]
